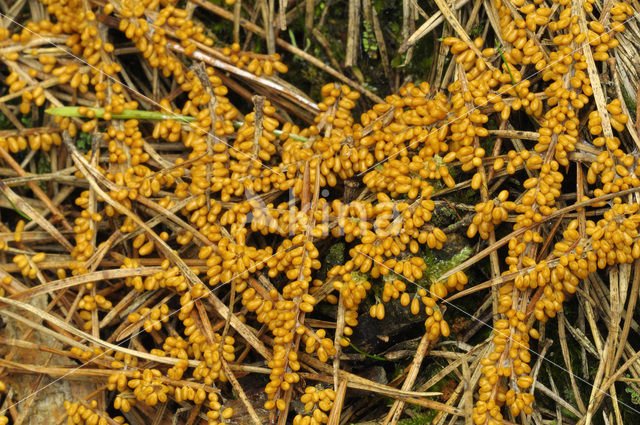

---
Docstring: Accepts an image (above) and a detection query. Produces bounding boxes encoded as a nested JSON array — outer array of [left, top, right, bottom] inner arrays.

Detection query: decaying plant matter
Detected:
[[1, 0, 640, 424]]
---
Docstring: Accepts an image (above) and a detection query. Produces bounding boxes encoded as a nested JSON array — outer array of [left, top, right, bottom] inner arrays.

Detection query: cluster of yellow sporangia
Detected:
[[11, 252, 46, 279], [0, 130, 61, 152], [127, 303, 170, 332], [467, 190, 514, 239], [437, 0, 637, 423], [0, 0, 638, 423], [64, 400, 129, 425], [220, 42, 288, 76], [293, 386, 336, 425], [77, 294, 113, 331]]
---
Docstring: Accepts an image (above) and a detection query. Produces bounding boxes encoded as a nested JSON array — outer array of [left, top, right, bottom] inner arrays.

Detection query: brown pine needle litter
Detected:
[[1, 0, 640, 424]]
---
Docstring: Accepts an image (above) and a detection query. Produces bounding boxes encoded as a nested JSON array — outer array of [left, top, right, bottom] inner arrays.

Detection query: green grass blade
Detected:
[[45, 107, 196, 122]]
